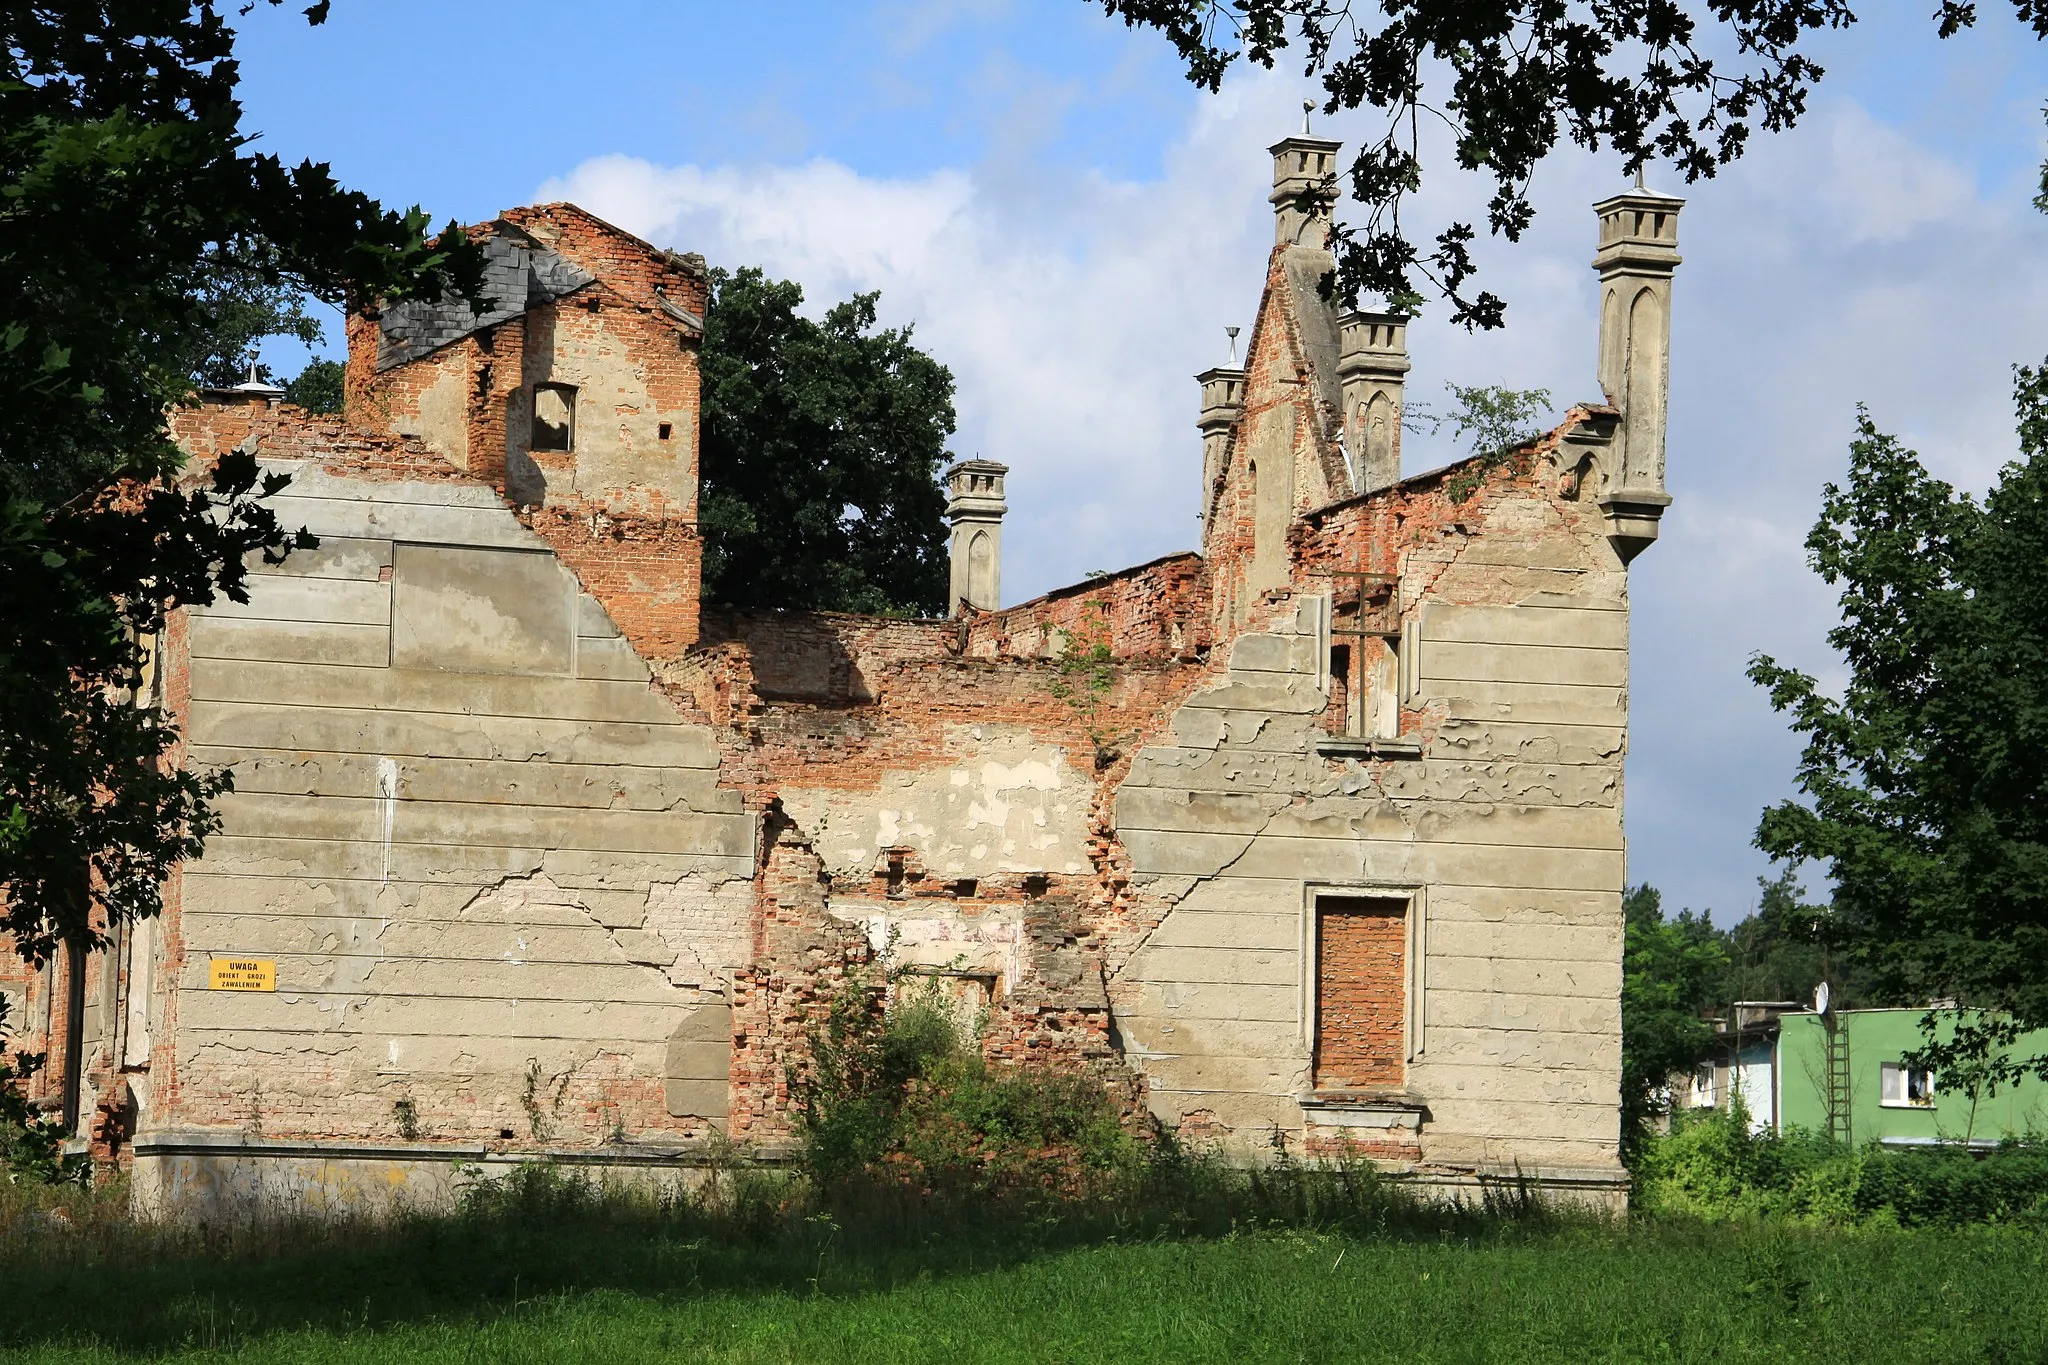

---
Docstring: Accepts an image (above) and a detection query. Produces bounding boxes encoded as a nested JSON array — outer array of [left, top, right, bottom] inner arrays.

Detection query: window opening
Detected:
[[1319, 570, 1399, 739], [532, 383, 576, 452], [1689, 1062, 1716, 1108], [1313, 895, 1408, 1091], [1880, 1061, 1936, 1108], [657, 421, 673, 441], [894, 967, 998, 1040], [1326, 643, 1353, 732]]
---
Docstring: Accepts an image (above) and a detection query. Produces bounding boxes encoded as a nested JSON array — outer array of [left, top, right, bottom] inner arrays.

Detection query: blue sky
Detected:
[[231, 2, 1191, 220], [232, 2, 2048, 923]]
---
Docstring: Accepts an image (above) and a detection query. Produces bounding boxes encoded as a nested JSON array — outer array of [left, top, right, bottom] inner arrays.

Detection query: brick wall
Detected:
[[680, 604, 1221, 1109], [1199, 248, 1336, 640], [1312, 896, 1407, 1091], [727, 809, 871, 1143], [965, 552, 1211, 662], [114, 187, 1632, 1184], [171, 398, 470, 482], [683, 610, 1210, 811], [697, 608, 955, 704], [523, 501, 703, 658], [345, 206, 703, 520], [501, 204, 708, 324]]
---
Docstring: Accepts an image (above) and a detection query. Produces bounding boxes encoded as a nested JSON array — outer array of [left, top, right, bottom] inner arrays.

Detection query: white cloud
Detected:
[[1818, 103, 1981, 245], [538, 77, 1298, 596], [538, 78, 2048, 922]]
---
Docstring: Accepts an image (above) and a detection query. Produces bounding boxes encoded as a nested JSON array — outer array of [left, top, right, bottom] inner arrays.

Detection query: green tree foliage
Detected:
[[1047, 601, 1135, 770], [1750, 372, 2048, 1087], [1621, 873, 1883, 1161], [0, 1000, 85, 1185], [1639, 1106, 2048, 1226], [182, 259, 325, 391], [0, 2, 486, 965], [1717, 870, 1878, 1011], [1100, 2, 2043, 328], [1408, 382, 1554, 501], [1425, 383, 1553, 459], [1621, 883, 1728, 1161], [698, 268, 953, 615], [283, 358, 345, 414]]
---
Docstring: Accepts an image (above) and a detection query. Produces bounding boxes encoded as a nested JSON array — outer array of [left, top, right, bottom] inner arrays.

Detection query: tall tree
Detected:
[[1715, 871, 1878, 1012], [1099, 2, 2044, 328], [698, 267, 954, 616], [1620, 882, 1727, 1161], [1750, 371, 2048, 1086], [284, 357, 345, 414], [180, 256, 327, 391], [0, 2, 486, 966]]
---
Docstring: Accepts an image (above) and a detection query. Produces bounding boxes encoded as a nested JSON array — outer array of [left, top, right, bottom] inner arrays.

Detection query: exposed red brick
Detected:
[[1313, 897, 1407, 1092], [522, 501, 703, 657]]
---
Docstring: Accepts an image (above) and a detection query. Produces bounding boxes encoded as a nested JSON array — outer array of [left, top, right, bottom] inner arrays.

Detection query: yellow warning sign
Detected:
[[208, 958, 276, 991]]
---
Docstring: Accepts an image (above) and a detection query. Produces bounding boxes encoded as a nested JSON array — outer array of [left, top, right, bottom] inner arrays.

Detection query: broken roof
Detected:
[[374, 224, 596, 372]]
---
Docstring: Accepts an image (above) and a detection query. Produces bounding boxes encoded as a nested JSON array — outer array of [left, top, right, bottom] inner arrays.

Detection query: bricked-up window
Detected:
[[1313, 895, 1407, 1091], [532, 382, 576, 451]]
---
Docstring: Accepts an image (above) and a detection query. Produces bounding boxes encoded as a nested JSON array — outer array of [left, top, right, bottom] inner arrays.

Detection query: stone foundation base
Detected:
[[1385, 1164, 1631, 1215], [129, 1131, 791, 1221], [129, 1131, 1628, 1220]]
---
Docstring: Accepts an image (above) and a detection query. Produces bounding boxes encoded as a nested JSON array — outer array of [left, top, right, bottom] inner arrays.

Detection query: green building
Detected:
[[1685, 1005, 2048, 1148]]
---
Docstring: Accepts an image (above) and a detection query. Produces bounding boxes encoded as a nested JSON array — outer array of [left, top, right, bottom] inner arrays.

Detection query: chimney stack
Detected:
[[1590, 187, 1683, 561], [943, 459, 1008, 615], [1196, 363, 1244, 546], [1268, 132, 1342, 248], [1337, 310, 1409, 493]]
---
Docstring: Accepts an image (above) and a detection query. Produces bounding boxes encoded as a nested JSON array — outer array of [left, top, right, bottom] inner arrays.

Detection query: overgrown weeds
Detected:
[[1636, 1106, 2048, 1226], [0, 1137, 1585, 1355], [790, 954, 1144, 1201], [9, 1102, 2048, 1358]]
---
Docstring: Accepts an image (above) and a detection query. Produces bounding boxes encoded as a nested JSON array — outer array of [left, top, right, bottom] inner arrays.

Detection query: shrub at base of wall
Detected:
[[1636, 1108, 2048, 1226]]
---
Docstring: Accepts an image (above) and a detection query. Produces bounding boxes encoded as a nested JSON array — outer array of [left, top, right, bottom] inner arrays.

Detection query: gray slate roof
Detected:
[[376, 227, 596, 371]]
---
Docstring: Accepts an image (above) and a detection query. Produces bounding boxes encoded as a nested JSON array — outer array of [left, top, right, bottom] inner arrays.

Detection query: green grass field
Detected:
[[3, 1171, 2045, 1364]]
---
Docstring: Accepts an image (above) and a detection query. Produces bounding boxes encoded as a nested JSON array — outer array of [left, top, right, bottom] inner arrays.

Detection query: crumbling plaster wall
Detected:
[[670, 426, 1628, 1181], [151, 449, 752, 1155], [346, 288, 696, 520], [1116, 444, 1629, 1176], [340, 318, 480, 474], [962, 553, 1212, 662], [672, 606, 1216, 1139], [120, 186, 1638, 1196], [509, 296, 697, 515], [782, 723, 1096, 884]]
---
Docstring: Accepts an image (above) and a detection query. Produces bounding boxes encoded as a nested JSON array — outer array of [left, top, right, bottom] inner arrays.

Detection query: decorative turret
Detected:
[[1269, 109, 1341, 248], [943, 459, 1008, 615], [1337, 310, 1409, 493], [1196, 360, 1244, 546], [1590, 187, 1683, 561]]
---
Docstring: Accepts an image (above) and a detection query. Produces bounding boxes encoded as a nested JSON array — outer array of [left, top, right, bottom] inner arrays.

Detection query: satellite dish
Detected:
[[1813, 981, 1831, 1016]]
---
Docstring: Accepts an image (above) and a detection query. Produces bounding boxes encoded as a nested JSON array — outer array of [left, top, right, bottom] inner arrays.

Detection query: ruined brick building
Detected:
[[1, 130, 1683, 1211]]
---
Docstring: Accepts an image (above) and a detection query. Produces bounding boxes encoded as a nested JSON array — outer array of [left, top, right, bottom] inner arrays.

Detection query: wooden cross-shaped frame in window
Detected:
[[1322, 570, 1399, 739]]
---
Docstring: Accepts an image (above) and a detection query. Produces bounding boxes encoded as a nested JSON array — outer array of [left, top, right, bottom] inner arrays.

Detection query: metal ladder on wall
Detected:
[[1822, 1013, 1852, 1146]]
